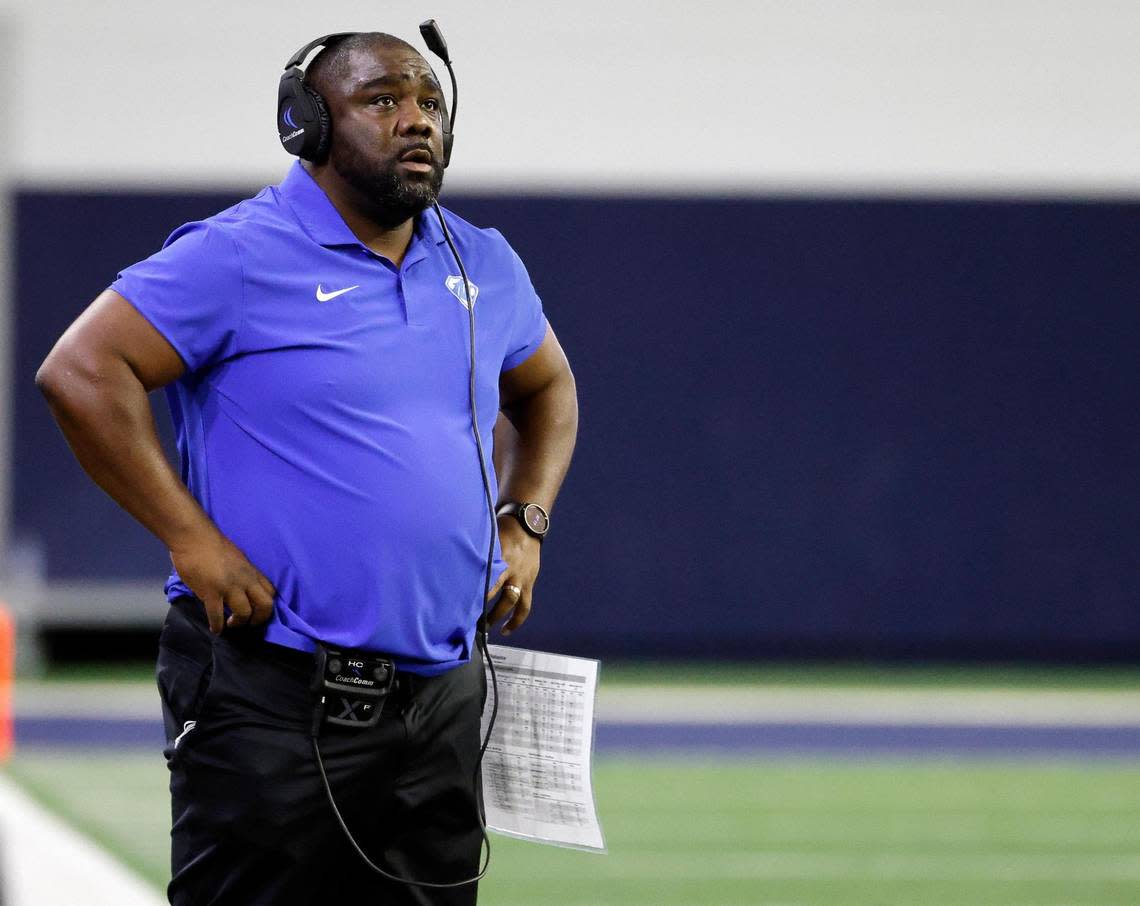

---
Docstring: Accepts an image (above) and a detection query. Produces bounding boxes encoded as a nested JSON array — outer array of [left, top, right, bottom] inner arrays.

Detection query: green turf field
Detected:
[[6, 752, 1140, 905]]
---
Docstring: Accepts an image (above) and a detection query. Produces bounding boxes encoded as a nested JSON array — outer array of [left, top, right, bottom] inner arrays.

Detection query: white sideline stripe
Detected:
[[14, 682, 159, 717], [530, 850, 1140, 882], [15, 681, 1140, 726], [597, 686, 1140, 726], [623, 813, 1140, 845], [0, 773, 165, 906]]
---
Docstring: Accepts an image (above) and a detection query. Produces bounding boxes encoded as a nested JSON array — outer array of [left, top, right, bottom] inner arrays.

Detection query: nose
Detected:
[[397, 99, 434, 139]]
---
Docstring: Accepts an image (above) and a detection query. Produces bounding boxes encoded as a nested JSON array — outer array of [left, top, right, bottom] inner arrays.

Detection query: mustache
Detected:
[[397, 143, 435, 163]]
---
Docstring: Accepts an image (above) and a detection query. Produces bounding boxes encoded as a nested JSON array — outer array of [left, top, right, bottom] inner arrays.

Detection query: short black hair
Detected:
[[305, 32, 422, 98]]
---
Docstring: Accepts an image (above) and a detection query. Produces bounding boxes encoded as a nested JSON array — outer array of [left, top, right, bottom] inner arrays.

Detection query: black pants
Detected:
[[156, 596, 485, 906]]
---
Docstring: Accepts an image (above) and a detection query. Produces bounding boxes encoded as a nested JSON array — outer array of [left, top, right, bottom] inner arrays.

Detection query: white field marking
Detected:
[[0, 773, 165, 906], [755, 813, 1140, 844], [596, 686, 1140, 726], [622, 801, 1140, 818], [614, 811, 1140, 846], [514, 850, 1140, 882], [17, 680, 1140, 727], [14, 680, 158, 717]]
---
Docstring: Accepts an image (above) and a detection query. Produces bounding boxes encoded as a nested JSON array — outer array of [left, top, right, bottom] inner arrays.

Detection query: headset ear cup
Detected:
[[433, 88, 451, 168], [305, 86, 332, 162], [438, 100, 453, 168]]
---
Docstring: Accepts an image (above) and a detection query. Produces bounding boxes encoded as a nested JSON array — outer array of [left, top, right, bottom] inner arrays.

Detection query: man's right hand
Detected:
[[171, 532, 277, 635]]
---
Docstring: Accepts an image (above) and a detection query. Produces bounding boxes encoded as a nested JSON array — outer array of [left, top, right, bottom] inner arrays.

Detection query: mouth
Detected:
[[397, 146, 434, 173]]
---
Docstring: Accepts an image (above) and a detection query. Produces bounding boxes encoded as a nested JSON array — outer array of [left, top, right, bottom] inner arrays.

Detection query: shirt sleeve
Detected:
[[109, 221, 244, 373], [499, 242, 549, 373]]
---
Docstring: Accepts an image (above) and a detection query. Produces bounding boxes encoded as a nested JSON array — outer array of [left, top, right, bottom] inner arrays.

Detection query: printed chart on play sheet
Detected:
[[480, 645, 606, 852]]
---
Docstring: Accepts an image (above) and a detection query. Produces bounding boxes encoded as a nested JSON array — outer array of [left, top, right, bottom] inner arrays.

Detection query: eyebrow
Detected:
[[353, 73, 442, 94]]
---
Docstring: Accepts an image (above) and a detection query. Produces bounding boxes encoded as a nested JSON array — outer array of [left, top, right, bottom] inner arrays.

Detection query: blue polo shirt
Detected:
[[111, 162, 547, 674]]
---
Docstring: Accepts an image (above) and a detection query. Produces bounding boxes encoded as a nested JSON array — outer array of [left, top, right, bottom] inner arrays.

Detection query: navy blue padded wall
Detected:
[[14, 188, 1140, 660], [15, 190, 241, 582]]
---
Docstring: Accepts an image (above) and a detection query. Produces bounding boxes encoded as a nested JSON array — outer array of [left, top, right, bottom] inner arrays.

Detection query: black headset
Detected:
[[276, 20, 457, 166]]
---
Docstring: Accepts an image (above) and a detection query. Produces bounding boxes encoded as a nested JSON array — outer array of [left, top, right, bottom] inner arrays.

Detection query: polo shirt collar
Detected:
[[279, 162, 359, 247], [278, 161, 449, 256]]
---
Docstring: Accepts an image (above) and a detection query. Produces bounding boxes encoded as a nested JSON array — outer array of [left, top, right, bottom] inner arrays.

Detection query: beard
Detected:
[[330, 140, 445, 227]]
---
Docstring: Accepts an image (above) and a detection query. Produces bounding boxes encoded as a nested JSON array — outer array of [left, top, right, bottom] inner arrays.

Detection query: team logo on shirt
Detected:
[[445, 275, 479, 310]]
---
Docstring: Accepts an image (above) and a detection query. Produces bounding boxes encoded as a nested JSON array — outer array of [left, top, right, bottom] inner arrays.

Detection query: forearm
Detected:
[[496, 369, 578, 511], [37, 354, 214, 550]]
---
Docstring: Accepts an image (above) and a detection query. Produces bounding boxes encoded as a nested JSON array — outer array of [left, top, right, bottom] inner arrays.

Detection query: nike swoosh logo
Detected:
[[316, 284, 360, 302]]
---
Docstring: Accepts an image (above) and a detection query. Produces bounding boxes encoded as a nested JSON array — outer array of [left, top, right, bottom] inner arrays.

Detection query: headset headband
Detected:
[[284, 33, 355, 72]]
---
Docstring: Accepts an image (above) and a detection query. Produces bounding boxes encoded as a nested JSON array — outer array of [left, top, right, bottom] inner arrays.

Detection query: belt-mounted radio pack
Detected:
[[310, 644, 396, 733], [307, 638, 493, 890]]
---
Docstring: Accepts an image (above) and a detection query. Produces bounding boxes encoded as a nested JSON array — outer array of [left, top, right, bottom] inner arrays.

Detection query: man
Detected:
[[35, 30, 577, 906]]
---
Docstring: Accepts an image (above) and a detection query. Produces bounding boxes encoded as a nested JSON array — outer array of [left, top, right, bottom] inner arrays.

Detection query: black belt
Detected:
[[172, 596, 422, 715], [236, 633, 421, 714]]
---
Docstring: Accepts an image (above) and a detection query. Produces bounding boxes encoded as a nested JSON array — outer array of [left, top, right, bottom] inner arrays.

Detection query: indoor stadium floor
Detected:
[[4, 664, 1140, 905]]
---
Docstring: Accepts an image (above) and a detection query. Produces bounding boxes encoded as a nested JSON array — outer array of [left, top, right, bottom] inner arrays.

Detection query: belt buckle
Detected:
[[313, 645, 396, 729]]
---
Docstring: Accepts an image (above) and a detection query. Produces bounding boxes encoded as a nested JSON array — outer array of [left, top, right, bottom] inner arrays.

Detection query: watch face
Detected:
[[522, 504, 550, 535]]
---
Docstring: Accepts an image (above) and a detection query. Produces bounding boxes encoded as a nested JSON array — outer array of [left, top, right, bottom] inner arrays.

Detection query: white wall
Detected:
[[5, 0, 1140, 195]]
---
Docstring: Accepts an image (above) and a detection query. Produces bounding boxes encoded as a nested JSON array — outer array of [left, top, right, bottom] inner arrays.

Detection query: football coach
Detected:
[[36, 26, 578, 906]]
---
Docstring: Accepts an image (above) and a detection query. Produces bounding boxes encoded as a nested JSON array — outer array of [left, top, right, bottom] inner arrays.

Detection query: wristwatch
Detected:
[[496, 500, 550, 542]]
